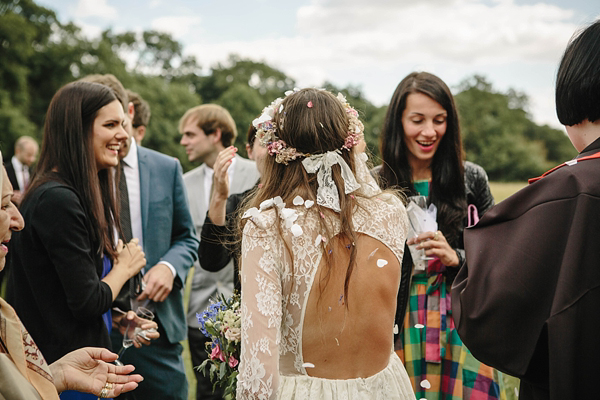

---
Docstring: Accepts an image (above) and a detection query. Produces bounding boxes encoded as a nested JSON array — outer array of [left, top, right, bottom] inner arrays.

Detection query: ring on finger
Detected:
[[100, 388, 110, 398], [433, 231, 439, 241]]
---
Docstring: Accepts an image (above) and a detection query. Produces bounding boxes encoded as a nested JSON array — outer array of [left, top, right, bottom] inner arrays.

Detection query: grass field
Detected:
[[489, 181, 528, 202]]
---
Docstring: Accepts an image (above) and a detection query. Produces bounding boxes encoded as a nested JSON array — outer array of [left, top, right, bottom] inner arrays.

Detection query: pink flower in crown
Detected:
[[267, 140, 286, 156], [228, 355, 239, 368], [343, 133, 361, 150], [346, 107, 359, 118]]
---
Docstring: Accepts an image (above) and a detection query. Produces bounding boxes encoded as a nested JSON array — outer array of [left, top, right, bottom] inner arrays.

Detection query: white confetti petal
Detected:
[[315, 234, 322, 247], [414, 324, 425, 329], [304, 200, 314, 208], [514, 388, 519, 397], [393, 324, 399, 334], [420, 379, 431, 389], [242, 207, 259, 219], [259, 199, 274, 210], [273, 196, 284, 209], [291, 224, 303, 237], [302, 362, 315, 369], [279, 104, 284, 113], [377, 259, 388, 268], [293, 195, 304, 206]]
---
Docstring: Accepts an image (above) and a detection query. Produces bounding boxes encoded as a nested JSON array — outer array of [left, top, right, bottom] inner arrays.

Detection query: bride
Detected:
[[236, 88, 415, 399]]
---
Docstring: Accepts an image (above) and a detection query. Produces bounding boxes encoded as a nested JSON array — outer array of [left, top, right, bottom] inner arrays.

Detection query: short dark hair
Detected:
[[127, 90, 151, 127], [556, 19, 600, 126]]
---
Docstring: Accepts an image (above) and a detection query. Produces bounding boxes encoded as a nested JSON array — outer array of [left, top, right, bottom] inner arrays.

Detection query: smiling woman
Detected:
[[6, 82, 148, 399], [374, 72, 505, 399]]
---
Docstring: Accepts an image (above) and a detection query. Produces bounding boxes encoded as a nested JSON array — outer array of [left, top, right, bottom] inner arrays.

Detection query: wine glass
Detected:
[[407, 195, 435, 270], [115, 306, 154, 366]]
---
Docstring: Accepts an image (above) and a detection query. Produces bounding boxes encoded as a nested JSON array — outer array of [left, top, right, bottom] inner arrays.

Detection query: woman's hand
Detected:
[[50, 347, 143, 396], [113, 311, 160, 348], [114, 238, 146, 279], [407, 230, 460, 267]]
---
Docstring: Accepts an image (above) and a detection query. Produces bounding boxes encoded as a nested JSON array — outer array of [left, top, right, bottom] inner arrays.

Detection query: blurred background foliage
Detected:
[[0, 0, 576, 179]]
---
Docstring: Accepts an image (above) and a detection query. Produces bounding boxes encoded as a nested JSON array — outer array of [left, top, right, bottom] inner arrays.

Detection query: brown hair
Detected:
[[240, 89, 364, 307], [178, 104, 237, 147], [127, 90, 151, 128]]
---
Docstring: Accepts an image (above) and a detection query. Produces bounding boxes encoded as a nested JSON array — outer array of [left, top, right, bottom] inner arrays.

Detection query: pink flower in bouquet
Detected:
[[228, 355, 239, 368], [210, 344, 225, 361]]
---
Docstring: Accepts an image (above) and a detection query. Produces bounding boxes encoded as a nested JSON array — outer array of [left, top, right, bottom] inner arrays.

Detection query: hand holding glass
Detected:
[[115, 307, 157, 365], [406, 196, 438, 271]]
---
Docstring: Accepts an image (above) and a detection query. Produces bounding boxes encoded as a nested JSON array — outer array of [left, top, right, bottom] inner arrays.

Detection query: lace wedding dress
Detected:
[[237, 156, 415, 399]]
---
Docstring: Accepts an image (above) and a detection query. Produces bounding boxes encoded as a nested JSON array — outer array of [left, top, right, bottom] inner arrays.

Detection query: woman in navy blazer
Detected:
[[8, 82, 147, 398]]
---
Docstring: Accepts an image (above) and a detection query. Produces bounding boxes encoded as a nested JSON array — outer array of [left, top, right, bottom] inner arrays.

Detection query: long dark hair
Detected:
[[379, 72, 466, 244], [26, 81, 120, 259]]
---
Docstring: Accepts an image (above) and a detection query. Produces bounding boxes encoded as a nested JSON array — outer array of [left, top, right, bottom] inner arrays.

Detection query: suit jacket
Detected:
[[452, 137, 600, 399], [4, 160, 21, 191], [136, 146, 199, 343], [8, 179, 113, 363], [184, 154, 259, 327]]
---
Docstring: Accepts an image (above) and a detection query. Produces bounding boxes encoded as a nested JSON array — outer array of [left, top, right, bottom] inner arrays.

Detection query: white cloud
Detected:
[[151, 16, 202, 39], [74, 0, 117, 20]]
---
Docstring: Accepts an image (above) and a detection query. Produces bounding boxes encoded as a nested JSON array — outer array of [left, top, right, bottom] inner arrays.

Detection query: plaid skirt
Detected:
[[395, 273, 509, 400]]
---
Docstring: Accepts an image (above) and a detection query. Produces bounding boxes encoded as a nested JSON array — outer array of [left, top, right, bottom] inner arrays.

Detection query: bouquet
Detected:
[[196, 291, 241, 398]]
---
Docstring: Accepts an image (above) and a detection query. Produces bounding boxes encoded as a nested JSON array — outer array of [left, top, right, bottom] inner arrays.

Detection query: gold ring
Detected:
[[105, 383, 114, 390], [433, 231, 439, 241], [100, 387, 110, 398]]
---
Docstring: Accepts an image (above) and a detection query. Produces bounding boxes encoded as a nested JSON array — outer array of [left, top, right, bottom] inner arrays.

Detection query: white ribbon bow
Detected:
[[301, 150, 361, 212]]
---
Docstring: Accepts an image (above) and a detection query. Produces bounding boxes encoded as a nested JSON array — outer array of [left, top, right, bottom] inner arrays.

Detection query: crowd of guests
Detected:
[[1, 18, 599, 400]]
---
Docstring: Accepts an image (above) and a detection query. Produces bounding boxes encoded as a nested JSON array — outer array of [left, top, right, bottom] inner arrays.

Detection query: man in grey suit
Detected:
[[82, 75, 199, 400], [179, 104, 259, 400]]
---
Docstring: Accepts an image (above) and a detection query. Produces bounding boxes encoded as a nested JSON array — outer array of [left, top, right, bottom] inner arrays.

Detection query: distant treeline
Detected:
[[0, 0, 576, 180]]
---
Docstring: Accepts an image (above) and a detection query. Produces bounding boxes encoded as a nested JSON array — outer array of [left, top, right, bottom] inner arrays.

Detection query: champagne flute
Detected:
[[407, 196, 435, 270], [115, 306, 154, 366]]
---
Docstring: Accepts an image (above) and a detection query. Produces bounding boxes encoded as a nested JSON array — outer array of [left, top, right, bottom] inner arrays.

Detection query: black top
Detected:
[[7, 179, 113, 363], [4, 160, 20, 191], [199, 185, 256, 290], [373, 161, 495, 331]]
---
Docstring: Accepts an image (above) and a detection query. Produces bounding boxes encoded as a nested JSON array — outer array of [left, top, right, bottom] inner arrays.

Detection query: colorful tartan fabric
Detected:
[[396, 273, 506, 400]]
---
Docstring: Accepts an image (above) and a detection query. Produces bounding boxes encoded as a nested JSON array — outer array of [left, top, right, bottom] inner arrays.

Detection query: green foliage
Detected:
[[454, 75, 576, 181]]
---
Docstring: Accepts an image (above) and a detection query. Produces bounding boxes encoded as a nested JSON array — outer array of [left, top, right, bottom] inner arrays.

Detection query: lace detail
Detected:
[[237, 160, 409, 399]]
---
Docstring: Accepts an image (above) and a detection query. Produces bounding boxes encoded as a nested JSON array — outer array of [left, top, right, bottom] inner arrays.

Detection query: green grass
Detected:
[[489, 181, 528, 202]]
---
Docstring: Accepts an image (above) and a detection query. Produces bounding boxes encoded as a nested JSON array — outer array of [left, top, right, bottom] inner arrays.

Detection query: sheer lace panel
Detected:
[[238, 191, 407, 399]]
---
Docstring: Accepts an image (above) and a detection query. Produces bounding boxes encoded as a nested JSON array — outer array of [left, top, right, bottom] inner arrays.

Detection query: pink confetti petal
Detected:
[[307, 101, 313, 108]]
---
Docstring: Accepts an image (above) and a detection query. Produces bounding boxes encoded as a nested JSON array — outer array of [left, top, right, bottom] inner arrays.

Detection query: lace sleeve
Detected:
[[237, 218, 283, 399]]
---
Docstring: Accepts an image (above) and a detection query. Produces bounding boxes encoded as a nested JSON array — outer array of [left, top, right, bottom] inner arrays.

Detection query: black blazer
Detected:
[[7, 179, 113, 363], [3, 160, 20, 191]]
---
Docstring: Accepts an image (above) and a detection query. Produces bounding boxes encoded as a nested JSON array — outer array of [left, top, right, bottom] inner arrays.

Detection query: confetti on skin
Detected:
[[377, 259, 388, 268], [293, 195, 304, 206], [414, 324, 425, 329], [334, 337, 340, 346], [307, 101, 313, 108], [346, 244, 351, 249], [304, 200, 314, 208], [328, 307, 332, 312], [338, 294, 344, 305], [393, 324, 399, 334], [315, 234, 322, 246], [368, 248, 379, 259], [420, 380, 431, 389], [302, 362, 315, 369], [328, 249, 333, 255]]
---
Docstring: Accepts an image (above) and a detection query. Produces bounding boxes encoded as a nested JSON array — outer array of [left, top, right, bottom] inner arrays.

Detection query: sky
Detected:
[[38, 0, 599, 129]]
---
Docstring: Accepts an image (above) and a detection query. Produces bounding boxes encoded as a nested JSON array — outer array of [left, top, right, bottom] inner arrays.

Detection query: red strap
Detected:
[[528, 151, 600, 184]]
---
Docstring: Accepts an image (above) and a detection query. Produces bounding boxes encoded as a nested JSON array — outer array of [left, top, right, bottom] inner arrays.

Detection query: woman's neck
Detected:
[[410, 162, 432, 182]]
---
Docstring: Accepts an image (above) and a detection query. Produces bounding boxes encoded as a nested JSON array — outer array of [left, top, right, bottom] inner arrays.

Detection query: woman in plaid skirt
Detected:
[[374, 72, 506, 399]]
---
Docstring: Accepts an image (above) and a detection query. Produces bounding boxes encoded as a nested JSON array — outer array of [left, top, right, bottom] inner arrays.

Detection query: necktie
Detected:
[[118, 162, 133, 242], [114, 161, 143, 311]]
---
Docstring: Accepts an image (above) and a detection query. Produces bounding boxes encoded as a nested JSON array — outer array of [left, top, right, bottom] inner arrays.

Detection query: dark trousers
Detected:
[[110, 319, 188, 400], [188, 326, 225, 400]]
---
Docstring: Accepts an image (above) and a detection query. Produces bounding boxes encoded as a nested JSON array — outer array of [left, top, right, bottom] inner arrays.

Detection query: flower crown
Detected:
[[252, 89, 364, 165]]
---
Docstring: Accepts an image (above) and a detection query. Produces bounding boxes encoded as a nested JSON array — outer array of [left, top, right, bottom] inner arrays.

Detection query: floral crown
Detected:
[[252, 88, 364, 165]]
